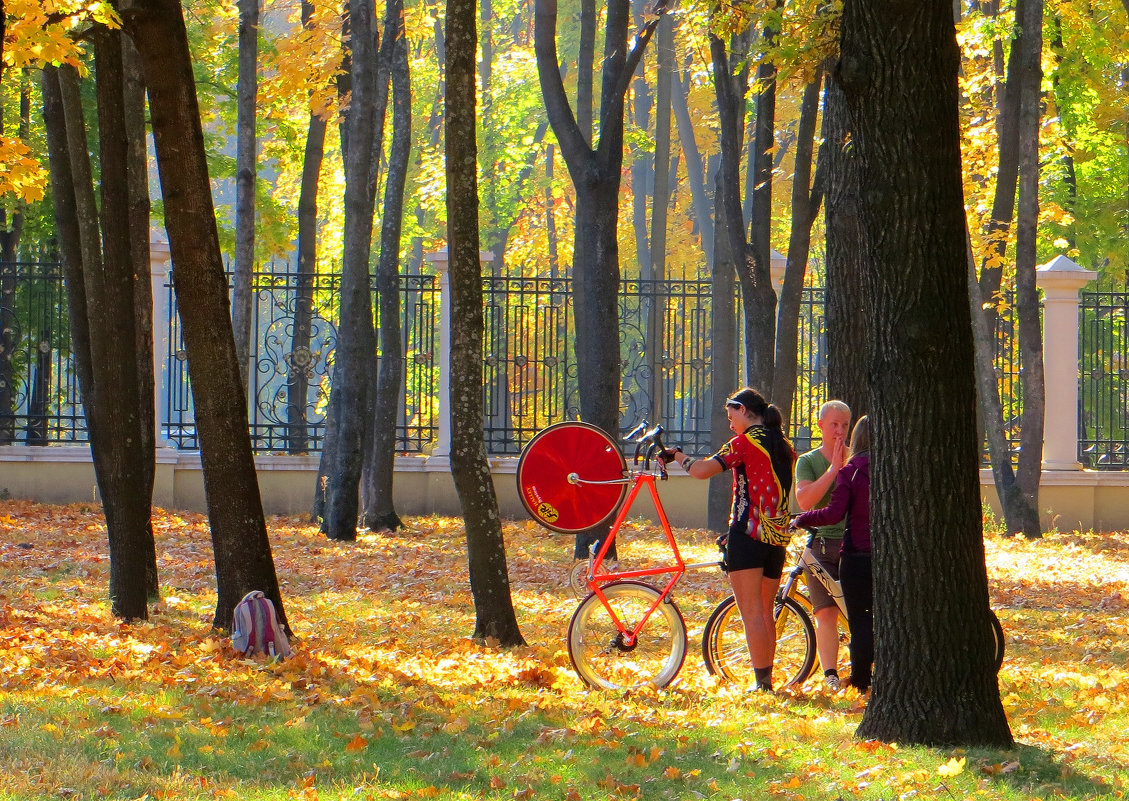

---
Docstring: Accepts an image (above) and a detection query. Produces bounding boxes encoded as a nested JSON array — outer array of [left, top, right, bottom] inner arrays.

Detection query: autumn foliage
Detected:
[[1, 499, 1128, 799]]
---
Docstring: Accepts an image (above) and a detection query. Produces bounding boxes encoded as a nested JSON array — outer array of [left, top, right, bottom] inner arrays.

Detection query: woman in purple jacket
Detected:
[[794, 416, 872, 691]]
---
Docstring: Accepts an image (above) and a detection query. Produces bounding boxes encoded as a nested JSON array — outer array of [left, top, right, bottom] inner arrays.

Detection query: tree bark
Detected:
[[323, 0, 380, 541], [446, 0, 525, 646], [123, 36, 159, 600], [708, 171, 737, 533], [289, 0, 327, 456], [364, 0, 410, 533], [672, 67, 713, 271], [231, 0, 259, 393], [772, 71, 825, 423], [1011, 0, 1044, 537], [822, 73, 869, 419], [0, 72, 28, 444], [839, 0, 1013, 746], [123, 0, 286, 632]]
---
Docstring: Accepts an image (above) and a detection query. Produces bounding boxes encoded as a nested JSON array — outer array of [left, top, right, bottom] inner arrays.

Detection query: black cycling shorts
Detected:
[[723, 531, 787, 579]]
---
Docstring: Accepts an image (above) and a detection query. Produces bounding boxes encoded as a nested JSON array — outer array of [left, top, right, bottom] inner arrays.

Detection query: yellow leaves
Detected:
[[937, 756, 966, 777], [0, 138, 47, 204]]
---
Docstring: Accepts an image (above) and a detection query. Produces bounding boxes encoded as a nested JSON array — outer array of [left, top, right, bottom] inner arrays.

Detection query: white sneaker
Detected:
[[824, 673, 842, 692]]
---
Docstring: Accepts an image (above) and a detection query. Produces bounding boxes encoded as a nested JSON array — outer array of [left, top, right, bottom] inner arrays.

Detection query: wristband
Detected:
[[681, 457, 696, 471]]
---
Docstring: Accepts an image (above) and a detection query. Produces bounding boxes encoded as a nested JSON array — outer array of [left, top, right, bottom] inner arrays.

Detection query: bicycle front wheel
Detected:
[[567, 581, 687, 690], [702, 595, 816, 689]]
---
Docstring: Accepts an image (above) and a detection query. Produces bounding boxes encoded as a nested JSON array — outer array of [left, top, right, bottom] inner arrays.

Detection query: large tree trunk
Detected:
[[822, 74, 869, 419], [446, 0, 525, 646], [839, 0, 1013, 746], [772, 71, 825, 423], [231, 0, 259, 393], [123, 0, 287, 632], [289, 0, 327, 456], [364, 0, 410, 534], [323, 0, 380, 541]]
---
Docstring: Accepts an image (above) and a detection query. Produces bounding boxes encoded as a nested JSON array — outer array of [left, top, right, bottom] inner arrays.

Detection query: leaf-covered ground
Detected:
[[1, 499, 1128, 800]]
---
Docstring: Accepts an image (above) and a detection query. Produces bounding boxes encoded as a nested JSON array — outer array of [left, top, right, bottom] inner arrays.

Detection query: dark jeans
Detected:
[[840, 551, 873, 690]]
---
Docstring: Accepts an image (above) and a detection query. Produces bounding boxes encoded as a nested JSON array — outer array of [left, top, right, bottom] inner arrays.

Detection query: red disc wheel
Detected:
[[516, 422, 628, 534]]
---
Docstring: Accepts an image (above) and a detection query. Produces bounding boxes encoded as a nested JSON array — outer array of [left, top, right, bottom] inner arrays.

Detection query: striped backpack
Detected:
[[231, 590, 292, 659]]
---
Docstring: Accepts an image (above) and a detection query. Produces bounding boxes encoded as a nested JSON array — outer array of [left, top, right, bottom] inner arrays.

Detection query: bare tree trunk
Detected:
[[672, 67, 713, 272], [364, 0, 410, 533], [1011, 0, 1045, 537], [123, 35, 159, 600], [124, 0, 286, 632], [446, 0, 525, 646], [289, 0, 328, 456], [324, 0, 380, 541], [231, 0, 260, 393], [708, 171, 737, 533]]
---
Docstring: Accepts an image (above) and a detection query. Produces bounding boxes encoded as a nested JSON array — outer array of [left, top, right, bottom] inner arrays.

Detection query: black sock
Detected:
[[824, 669, 839, 678], [753, 666, 772, 689]]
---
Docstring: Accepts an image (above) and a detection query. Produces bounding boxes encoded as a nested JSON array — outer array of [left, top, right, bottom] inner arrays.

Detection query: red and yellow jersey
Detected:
[[711, 426, 796, 541]]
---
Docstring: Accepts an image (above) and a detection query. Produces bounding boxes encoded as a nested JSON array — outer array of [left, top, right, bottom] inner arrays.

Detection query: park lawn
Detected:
[[0, 500, 1128, 801]]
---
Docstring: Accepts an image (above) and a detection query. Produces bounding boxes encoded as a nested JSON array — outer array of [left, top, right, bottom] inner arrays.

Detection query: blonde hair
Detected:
[[849, 415, 871, 457], [818, 400, 850, 420]]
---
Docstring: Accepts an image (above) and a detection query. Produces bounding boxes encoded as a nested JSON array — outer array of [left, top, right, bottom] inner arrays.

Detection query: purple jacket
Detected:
[[794, 453, 870, 554]]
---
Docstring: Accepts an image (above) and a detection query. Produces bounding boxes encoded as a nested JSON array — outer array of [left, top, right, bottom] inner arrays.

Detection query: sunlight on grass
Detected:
[[1, 500, 1128, 799]]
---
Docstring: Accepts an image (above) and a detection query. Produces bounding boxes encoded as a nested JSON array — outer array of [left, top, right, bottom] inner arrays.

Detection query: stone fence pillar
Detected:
[[425, 247, 494, 462], [151, 239, 172, 448], [1037, 254, 1097, 471]]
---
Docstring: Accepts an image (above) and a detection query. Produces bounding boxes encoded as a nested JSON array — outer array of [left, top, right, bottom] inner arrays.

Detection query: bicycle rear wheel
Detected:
[[701, 595, 816, 689], [567, 581, 687, 690], [990, 610, 1005, 672]]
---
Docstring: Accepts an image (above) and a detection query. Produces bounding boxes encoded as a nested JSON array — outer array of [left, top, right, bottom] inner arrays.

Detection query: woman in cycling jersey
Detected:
[[665, 387, 796, 692]]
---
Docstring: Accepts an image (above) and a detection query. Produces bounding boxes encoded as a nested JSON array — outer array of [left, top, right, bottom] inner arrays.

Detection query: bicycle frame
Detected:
[[579, 471, 718, 647]]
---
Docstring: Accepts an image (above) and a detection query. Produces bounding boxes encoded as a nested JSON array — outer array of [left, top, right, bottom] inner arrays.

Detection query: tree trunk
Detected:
[[364, 0, 410, 533], [41, 67, 97, 458], [231, 0, 259, 393], [91, 25, 153, 620], [0, 73, 28, 444], [708, 168, 738, 533], [289, 0, 326, 456], [672, 67, 714, 272], [123, 0, 287, 632], [839, 0, 1013, 746], [743, 20, 780, 390], [1011, 0, 1044, 537], [123, 36, 159, 600], [772, 71, 825, 423], [323, 0, 380, 542], [822, 74, 869, 419], [445, 0, 525, 646]]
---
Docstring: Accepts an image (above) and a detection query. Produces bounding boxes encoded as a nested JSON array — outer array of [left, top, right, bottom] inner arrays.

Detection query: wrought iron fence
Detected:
[[0, 260, 1056, 464], [1080, 285, 1129, 468], [165, 265, 439, 453], [0, 262, 86, 445]]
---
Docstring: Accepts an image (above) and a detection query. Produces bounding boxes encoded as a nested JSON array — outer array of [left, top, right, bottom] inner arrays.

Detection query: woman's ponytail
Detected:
[[762, 404, 783, 431]]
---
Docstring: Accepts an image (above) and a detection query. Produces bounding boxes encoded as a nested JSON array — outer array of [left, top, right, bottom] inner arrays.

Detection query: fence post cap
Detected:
[[1036, 254, 1096, 291]]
